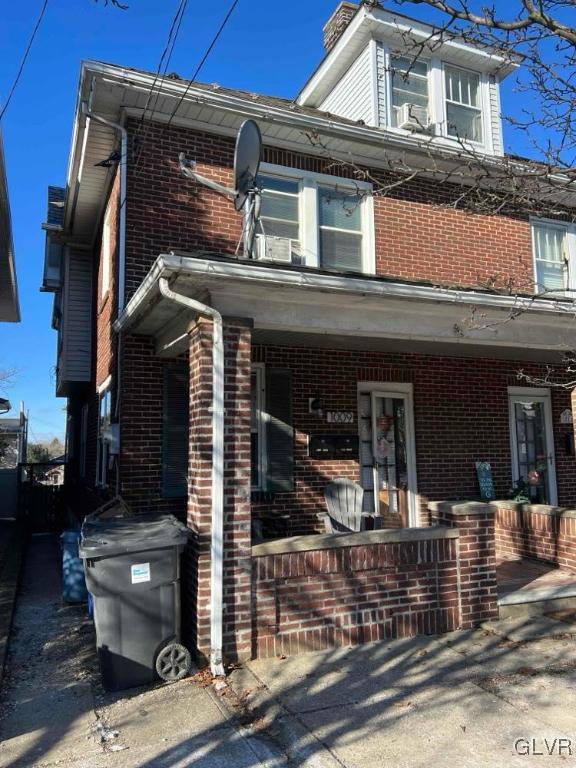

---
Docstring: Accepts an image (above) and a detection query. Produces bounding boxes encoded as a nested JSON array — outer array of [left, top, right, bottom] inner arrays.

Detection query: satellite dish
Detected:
[[233, 119, 262, 212], [178, 118, 263, 257]]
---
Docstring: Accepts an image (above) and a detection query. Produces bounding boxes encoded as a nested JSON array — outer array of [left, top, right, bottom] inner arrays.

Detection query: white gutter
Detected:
[[80, 102, 127, 315], [158, 277, 226, 678]]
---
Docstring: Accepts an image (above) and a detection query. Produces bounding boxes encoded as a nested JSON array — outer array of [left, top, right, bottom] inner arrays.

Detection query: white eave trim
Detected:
[[114, 252, 576, 334], [298, 6, 519, 107]]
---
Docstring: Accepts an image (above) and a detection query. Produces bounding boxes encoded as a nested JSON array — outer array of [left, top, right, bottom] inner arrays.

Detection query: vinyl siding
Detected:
[[488, 79, 504, 155], [376, 41, 387, 128], [319, 44, 375, 126], [59, 248, 92, 386]]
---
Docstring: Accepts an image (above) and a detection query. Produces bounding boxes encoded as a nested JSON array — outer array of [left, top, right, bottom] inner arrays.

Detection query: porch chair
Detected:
[[321, 477, 373, 533]]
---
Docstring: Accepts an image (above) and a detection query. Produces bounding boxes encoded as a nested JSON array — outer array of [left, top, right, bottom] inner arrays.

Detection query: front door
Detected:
[[509, 388, 557, 505], [358, 387, 417, 527]]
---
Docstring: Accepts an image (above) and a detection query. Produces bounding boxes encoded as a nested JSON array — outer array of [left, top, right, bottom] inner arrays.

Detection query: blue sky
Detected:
[[0, 0, 537, 442]]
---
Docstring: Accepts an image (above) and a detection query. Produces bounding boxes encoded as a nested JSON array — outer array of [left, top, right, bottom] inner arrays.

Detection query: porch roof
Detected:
[[115, 252, 576, 363]]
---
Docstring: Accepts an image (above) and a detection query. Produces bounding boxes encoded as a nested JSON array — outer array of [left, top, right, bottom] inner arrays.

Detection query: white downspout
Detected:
[[158, 277, 226, 678]]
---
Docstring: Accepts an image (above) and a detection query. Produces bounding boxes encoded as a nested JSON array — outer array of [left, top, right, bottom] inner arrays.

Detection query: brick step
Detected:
[[498, 585, 576, 619]]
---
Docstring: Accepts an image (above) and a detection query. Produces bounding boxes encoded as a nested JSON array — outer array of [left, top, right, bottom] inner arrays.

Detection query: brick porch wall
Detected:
[[495, 502, 576, 573], [251, 528, 461, 658], [185, 318, 253, 663], [428, 501, 499, 626]]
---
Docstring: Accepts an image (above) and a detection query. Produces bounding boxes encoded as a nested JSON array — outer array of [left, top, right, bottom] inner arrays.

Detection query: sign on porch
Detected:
[[475, 461, 495, 500]]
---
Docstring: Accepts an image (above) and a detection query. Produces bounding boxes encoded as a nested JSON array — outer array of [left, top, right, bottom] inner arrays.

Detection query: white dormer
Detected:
[[298, 2, 518, 157]]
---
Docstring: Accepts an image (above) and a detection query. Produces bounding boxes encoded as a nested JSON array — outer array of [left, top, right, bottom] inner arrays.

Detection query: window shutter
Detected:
[[162, 363, 189, 497], [265, 368, 294, 493]]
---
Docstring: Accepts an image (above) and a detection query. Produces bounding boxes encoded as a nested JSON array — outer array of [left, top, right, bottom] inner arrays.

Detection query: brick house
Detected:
[[44, 2, 576, 672]]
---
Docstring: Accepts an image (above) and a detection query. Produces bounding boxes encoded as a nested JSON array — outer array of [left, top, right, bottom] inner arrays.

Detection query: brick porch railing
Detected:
[[494, 501, 576, 573], [251, 526, 462, 659]]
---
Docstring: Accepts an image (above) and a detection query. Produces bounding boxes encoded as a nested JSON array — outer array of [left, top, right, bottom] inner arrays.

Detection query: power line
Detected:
[[131, 0, 189, 175], [0, 0, 49, 122], [166, 0, 240, 128]]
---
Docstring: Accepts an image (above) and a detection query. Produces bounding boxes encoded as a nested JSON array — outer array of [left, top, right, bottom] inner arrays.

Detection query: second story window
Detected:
[[391, 57, 429, 129], [258, 176, 301, 262], [444, 65, 483, 143], [319, 188, 363, 272], [254, 165, 375, 274], [532, 220, 573, 294]]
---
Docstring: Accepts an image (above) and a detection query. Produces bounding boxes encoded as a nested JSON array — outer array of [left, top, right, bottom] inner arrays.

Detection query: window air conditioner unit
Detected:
[[396, 103, 429, 132], [256, 235, 300, 264]]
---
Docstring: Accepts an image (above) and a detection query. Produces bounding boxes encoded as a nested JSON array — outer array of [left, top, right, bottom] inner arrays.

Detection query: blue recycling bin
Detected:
[[61, 530, 88, 603]]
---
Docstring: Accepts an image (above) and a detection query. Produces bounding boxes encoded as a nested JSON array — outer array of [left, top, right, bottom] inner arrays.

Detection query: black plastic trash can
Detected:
[[79, 513, 191, 692]]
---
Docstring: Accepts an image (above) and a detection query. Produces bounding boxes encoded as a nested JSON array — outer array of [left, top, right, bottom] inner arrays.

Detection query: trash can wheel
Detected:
[[155, 643, 192, 682]]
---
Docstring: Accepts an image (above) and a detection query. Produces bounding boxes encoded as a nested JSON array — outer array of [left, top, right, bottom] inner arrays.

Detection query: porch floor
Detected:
[[497, 556, 576, 608]]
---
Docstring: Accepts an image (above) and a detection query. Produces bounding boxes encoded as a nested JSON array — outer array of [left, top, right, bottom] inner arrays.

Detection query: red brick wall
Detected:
[[495, 504, 576, 572], [252, 532, 460, 658], [428, 502, 499, 626], [125, 120, 534, 297], [184, 318, 253, 663], [96, 172, 119, 389], [252, 345, 576, 535], [119, 334, 187, 516]]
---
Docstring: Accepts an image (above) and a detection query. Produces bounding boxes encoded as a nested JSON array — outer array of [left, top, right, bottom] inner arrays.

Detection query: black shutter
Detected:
[[162, 363, 189, 497], [265, 368, 294, 493]]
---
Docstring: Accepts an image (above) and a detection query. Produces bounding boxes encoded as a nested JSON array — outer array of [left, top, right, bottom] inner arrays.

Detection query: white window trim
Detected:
[[251, 363, 267, 491], [258, 162, 375, 275], [440, 62, 491, 151], [530, 216, 576, 295], [96, 381, 112, 488], [387, 52, 431, 129]]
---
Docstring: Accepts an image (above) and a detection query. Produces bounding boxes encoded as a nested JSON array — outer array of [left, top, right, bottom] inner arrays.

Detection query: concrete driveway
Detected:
[[230, 616, 576, 768]]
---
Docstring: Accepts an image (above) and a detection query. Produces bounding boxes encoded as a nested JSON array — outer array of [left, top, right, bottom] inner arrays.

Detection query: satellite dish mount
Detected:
[[179, 119, 262, 257]]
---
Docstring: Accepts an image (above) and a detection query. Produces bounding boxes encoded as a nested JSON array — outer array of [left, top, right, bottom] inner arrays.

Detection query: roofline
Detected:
[[298, 4, 520, 105], [114, 251, 576, 335]]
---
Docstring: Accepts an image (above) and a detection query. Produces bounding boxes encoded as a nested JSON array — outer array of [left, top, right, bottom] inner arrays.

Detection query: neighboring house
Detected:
[[44, 2, 576, 669], [0, 404, 27, 519], [0, 127, 19, 322]]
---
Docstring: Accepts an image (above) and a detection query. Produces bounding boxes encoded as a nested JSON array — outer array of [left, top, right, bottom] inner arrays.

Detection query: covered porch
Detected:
[[114, 252, 576, 662]]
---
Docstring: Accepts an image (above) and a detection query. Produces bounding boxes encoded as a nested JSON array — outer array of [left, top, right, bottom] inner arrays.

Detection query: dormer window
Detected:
[[444, 65, 483, 143], [391, 57, 429, 129]]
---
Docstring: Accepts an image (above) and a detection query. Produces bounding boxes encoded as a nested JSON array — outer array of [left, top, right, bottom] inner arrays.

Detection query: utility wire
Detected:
[[166, 0, 240, 128], [0, 0, 49, 122], [131, 0, 189, 175]]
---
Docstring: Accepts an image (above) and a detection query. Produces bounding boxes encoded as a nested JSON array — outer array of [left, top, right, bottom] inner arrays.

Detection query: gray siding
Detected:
[[59, 248, 92, 386], [320, 44, 375, 125]]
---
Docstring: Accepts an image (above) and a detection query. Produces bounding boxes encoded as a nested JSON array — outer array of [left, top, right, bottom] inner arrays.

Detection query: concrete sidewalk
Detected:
[[0, 535, 280, 768], [230, 619, 576, 768]]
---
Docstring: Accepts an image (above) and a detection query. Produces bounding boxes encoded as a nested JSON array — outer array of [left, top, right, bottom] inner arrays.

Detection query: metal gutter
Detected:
[[114, 253, 576, 335]]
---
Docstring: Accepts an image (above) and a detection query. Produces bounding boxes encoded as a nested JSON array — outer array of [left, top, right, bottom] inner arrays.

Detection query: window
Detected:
[[319, 187, 363, 272], [251, 365, 265, 490], [101, 205, 112, 300], [250, 365, 293, 493], [162, 364, 189, 497], [390, 57, 429, 128], [96, 384, 111, 487], [444, 65, 483, 143], [79, 404, 88, 478], [532, 220, 573, 294], [254, 165, 374, 274]]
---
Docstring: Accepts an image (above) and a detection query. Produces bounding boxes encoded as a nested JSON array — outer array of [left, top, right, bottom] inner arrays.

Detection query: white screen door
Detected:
[[509, 388, 557, 505], [358, 386, 418, 527]]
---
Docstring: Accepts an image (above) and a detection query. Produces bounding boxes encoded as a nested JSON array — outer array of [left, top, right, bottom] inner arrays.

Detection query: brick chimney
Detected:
[[323, 2, 359, 52]]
